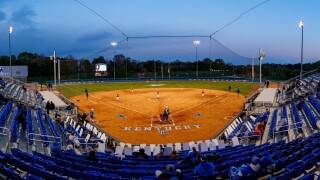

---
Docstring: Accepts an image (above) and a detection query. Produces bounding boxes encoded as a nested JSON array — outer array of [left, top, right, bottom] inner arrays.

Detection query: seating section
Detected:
[[43, 113, 60, 142], [26, 109, 34, 145], [36, 108, 50, 147], [269, 109, 278, 138], [301, 101, 318, 129], [0, 132, 318, 179], [291, 102, 303, 131], [280, 105, 288, 136], [10, 107, 22, 142], [0, 101, 13, 127], [308, 95, 320, 114]]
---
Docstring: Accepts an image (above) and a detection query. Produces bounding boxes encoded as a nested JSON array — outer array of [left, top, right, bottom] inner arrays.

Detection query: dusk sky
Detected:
[[0, 0, 319, 65]]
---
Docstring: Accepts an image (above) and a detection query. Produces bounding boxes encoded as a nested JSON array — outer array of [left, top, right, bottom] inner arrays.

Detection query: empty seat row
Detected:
[[269, 109, 278, 138], [301, 101, 318, 129]]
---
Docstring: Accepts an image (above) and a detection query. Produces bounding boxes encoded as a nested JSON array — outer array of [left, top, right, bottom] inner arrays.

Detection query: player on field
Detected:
[[156, 90, 160, 99], [85, 88, 89, 100], [202, 89, 205, 97], [116, 93, 120, 101]]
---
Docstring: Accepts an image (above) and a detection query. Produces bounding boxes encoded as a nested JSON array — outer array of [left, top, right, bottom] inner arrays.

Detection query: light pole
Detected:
[[259, 48, 265, 85], [111, 42, 117, 80], [193, 40, 200, 79], [299, 21, 304, 80], [50, 51, 57, 88], [9, 27, 13, 81]]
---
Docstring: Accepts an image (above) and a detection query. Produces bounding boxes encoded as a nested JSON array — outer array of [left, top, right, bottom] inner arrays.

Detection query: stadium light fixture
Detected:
[[111, 42, 118, 80], [259, 49, 265, 85], [9, 27, 13, 81], [193, 40, 200, 79], [299, 21, 304, 80], [50, 51, 57, 88]]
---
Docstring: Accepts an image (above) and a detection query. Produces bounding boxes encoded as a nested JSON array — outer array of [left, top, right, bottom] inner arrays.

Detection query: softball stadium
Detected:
[[1, 1, 320, 179]]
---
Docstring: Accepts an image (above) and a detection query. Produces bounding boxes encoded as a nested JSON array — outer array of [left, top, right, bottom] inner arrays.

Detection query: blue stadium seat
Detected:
[[83, 170, 102, 180], [118, 168, 133, 178], [286, 161, 306, 179]]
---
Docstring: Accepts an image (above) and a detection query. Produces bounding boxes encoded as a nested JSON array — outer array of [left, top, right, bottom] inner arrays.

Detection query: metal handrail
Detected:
[[0, 126, 10, 135], [272, 122, 303, 142], [0, 126, 11, 153], [236, 134, 262, 145], [27, 133, 62, 145]]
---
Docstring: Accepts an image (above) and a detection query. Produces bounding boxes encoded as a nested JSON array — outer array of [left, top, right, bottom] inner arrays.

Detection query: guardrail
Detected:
[[211, 111, 243, 140], [284, 69, 318, 85], [236, 134, 262, 145], [84, 121, 121, 146], [27, 133, 62, 145], [0, 126, 11, 153], [272, 122, 303, 142]]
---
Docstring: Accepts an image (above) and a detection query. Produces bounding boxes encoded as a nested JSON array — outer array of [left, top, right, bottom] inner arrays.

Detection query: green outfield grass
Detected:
[[57, 80, 259, 98]]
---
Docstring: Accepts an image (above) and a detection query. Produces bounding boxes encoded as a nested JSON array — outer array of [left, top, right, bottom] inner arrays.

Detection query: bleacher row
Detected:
[[1, 82, 37, 108], [0, 132, 320, 179]]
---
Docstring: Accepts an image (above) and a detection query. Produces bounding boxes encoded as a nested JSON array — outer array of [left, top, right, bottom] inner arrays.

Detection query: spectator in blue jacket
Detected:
[[155, 164, 183, 179], [194, 156, 215, 175], [229, 156, 261, 179], [50, 142, 61, 156], [259, 151, 275, 174]]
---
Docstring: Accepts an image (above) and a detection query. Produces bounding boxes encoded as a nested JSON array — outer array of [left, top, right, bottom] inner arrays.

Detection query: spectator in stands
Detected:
[[50, 141, 62, 156], [108, 152, 124, 162], [156, 145, 168, 159], [17, 109, 26, 130], [250, 127, 262, 137], [85, 150, 99, 162], [178, 156, 193, 165], [229, 156, 261, 179], [22, 85, 27, 91], [90, 109, 94, 122], [220, 133, 227, 143], [64, 144, 77, 155], [47, 82, 51, 91], [170, 149, 179, 159], [50, 101, 55, 113], [207, 151, 222, 163], [68, 133, 80, 148], [134, 148, 149, 159], [46, 101, 50, 114], [187, 147, 201, 165], [194, 155, 215, 175], [155, 164, 183, 180], [258, 121, 265, 134], [259, 151, 275, 174]]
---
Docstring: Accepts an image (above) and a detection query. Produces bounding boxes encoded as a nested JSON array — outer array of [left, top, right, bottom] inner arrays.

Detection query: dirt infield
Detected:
[[70, 88, 246, 144]]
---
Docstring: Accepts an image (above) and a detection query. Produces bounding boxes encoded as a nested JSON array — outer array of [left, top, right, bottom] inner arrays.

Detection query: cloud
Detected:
[[11, 5, 37, 27], [78, 30, 112, 43], [0, 11, 5, 21]]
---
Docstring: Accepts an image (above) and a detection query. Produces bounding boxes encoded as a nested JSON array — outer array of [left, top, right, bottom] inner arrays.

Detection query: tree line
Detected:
[[0, 52, 319, 82]]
